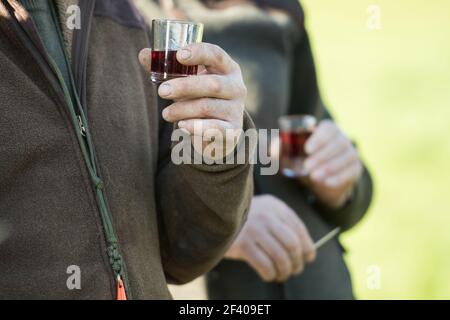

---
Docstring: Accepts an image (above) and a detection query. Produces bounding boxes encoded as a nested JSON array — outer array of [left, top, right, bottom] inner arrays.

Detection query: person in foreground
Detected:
[[137, 0, 374, 299], [0, 0, 253, 299]]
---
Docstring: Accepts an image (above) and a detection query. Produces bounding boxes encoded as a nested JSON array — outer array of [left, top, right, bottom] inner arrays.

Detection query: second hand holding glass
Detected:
[[278, 115, 340, 250]]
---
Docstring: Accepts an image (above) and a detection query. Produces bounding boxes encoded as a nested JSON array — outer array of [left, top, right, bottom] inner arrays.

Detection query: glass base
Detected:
[[281, 168, 309, 178], [280, 157, 308, 178], [150, 72, 190, 83]]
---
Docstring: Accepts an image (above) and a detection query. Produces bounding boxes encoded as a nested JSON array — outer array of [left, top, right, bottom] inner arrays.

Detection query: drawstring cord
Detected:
[[40, 3, 129, 299]]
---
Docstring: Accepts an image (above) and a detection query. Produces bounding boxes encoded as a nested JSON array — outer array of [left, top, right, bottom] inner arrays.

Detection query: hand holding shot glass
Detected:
[[278, 115, 364, 209], [138, 19, 247, 149]]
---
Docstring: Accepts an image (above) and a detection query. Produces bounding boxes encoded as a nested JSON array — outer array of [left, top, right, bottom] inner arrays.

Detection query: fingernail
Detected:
[[162, 108, 169, 120], [159, 83, 172, 97], [178, 120, 186, 127], [305, 142, 315, 155], [179, 49, 191, 60]]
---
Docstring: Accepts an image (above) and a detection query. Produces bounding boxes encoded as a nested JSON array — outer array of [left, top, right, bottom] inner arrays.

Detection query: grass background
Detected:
[[301, 0, 450, 299]]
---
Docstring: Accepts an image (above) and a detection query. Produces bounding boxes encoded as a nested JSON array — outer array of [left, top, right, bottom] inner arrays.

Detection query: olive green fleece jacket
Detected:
[[0, 0, 254, 299]]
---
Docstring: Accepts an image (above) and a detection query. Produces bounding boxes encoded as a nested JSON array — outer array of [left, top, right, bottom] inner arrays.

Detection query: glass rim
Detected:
[[152, 18, 204, 27], [278, 114, 317, 131]]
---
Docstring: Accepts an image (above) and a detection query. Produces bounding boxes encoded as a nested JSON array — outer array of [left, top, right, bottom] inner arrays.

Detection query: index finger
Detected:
[[274, 201, 316, 263], [305, 120, 338, 155], [177, 43, 238, 74]]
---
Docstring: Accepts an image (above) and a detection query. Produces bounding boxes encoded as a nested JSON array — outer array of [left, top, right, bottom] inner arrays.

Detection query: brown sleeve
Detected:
[[289, 28, 373, 231], [155, 98, 255, 284]]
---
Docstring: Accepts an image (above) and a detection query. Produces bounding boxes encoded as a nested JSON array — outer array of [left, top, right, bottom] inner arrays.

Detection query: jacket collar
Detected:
[[0, 0, 96, 111]]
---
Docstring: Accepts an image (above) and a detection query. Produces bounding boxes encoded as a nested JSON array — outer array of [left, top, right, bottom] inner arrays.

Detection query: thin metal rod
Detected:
[[314, 227, 341, 250]]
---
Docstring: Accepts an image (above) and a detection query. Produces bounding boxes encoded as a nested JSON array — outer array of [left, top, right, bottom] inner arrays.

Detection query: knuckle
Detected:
[[285, 239, 298, 253], [212, 44, 225, 63], [272, 250, 286, 263], [230, 58, 240, 71], [234, 79, 247, 98], [209, 76, 222, 94], [199, 99, 212, 115]]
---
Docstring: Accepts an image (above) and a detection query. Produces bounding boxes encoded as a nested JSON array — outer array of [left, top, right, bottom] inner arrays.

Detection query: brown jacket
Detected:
[[0, 0, 253, 299]]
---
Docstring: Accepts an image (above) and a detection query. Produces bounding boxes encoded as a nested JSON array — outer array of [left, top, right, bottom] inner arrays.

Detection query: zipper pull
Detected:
[[116, 275, 127, 300], [77, 115, 87, 137]]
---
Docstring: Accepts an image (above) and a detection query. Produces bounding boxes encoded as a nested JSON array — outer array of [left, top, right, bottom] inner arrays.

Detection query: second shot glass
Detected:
[[278, 115, 317, 178]]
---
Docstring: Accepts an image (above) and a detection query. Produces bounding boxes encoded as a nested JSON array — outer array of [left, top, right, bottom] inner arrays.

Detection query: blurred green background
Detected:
[[301, 0, 450, 299]]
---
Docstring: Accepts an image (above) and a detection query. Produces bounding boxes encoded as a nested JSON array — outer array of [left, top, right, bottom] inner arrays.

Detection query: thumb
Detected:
[[138, 48, 152, 74]]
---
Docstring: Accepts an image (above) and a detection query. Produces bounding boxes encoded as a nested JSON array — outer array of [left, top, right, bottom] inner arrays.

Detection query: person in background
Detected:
[[0, 0, 253, 299], [135, 0, 373, 299]]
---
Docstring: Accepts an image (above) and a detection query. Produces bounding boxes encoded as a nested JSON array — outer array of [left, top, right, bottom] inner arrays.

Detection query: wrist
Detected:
[[314, 185, 355, 210]]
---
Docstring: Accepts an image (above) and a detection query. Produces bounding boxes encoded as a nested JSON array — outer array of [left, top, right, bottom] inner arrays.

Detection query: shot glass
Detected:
[[278, 115, 317, 178], [151, 19, 204, 83]]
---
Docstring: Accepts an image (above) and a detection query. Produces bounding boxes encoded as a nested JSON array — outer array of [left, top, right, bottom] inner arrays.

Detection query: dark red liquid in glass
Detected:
[[280, 131, 312, 159], [151, 50, 198, 81]]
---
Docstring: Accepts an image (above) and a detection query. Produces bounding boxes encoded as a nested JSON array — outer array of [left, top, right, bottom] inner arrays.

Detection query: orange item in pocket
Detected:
[[116, 276, 127, 300]]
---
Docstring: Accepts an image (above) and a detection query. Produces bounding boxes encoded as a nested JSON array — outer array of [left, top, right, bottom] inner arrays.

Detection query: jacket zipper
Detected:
[[3, 0, 130, 299], [48, 56, 128, 299], [48, 1, 130, 299]]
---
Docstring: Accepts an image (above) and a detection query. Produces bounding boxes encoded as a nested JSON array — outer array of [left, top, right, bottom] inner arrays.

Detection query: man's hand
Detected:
[[304, 120, 363, 209], [138, 44, 247, 152], [225, 195, 316, 282]]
